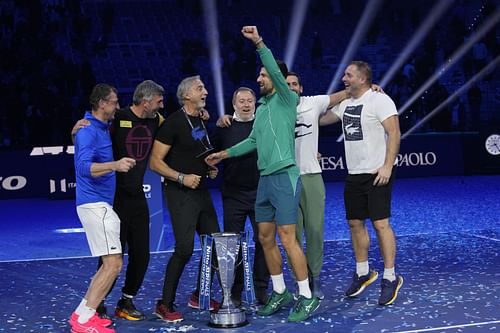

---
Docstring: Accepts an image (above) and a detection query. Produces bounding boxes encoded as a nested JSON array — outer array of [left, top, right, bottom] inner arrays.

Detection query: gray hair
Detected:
[[176, 75, 200, 106], [132, 80, 165, 105]]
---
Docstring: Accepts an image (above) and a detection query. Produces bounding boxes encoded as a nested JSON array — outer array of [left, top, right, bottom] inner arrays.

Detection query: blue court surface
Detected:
[[0, 175, 499, 332]]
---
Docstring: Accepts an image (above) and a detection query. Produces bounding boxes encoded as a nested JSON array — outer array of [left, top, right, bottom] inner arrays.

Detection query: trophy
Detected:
[[200, 232, 250, 328]]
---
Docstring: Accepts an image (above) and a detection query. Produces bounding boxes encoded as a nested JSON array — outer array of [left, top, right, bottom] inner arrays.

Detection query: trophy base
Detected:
[[208, 308, 248, 328]]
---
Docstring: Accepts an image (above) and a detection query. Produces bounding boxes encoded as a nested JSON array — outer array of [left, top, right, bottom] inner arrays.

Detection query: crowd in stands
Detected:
[[0, 0, 497, 148]]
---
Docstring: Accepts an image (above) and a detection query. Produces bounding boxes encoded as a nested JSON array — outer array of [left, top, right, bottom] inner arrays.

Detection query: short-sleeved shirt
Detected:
[[332, 89, 397, 174], [295, 95, 330, 175], [155, 109, 211, 189], [111, 107, 162, 195]]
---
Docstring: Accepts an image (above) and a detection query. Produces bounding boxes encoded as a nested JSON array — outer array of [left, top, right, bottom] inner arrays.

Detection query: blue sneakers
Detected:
[[345, 270, 379, 297], [378, 275, 404, 305]]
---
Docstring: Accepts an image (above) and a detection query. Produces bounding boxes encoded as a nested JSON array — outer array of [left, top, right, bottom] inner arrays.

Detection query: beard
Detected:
[[260, 85, 272, 96]]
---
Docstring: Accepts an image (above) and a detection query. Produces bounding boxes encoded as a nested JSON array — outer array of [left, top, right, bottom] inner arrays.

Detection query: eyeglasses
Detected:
[[104, 99, 119, 105]]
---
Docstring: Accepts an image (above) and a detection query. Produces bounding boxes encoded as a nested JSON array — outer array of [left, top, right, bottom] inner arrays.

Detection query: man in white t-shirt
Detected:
[[286, 72, 347, 299], [327, 61, 403, 306]]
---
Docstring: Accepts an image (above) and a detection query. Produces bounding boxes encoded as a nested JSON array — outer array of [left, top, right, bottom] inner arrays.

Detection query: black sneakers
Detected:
[[345, 270, 379, 297], [115, 297, 146, 321]]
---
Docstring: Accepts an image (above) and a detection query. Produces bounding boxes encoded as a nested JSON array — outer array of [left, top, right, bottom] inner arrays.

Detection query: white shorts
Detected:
[[77, 202, 122, 257]]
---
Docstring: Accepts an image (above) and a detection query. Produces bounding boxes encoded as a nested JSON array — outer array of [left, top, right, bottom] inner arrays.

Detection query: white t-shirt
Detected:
[[295, 95, 330, 175], [332, 89, 397, 174]]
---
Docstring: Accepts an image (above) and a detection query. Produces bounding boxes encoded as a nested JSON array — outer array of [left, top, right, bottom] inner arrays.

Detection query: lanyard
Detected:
[[182, 107, 213, 152]]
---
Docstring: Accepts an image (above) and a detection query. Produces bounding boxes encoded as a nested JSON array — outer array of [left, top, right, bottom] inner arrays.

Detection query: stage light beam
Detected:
[[402, 54, 500, 139], [326, 0, 384, 94], [284, 0, 310, 70], [397, 7, 500, 118], [379, 0, 453, 88], [202, 0, 225, 117]]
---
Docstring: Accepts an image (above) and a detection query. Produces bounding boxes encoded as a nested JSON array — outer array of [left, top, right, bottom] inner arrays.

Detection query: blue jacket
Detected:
[[74, 112, 115, 206]]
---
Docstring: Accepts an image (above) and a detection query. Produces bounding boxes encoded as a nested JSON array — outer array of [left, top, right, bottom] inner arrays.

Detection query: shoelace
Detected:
[[292, 296, 304, 312]]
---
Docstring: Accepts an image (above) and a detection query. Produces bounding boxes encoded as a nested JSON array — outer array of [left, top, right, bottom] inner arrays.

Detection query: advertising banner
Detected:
[[319, 134, 465, 182], [0, 134, 477, 200]]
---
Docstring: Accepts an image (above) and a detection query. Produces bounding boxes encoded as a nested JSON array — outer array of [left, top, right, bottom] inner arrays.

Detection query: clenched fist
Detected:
[[184, 174, 202, 189], [241, 26, 260, 44], [114, 157, 136, 172]]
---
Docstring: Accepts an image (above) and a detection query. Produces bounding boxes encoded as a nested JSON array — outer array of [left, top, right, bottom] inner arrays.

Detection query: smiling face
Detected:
[[143, 94, 164, 118], [233, 90, 255, 121], [256, 67, 275, 96], [101, 91, 120, 120], [286, 74, 303, 96], [185, 79, 208, 109], [342, 63, 370, 98]]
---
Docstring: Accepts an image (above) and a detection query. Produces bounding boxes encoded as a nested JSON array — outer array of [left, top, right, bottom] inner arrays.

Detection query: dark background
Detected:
[[0, 0, 498, 149]]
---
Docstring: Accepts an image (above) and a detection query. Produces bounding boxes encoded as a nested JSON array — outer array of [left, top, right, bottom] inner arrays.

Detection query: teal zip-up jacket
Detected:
[[227, 46, 299, 176]]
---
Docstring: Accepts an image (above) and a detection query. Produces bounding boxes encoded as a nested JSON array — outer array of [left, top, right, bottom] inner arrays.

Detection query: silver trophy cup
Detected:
[[209, 232, 248, 328]]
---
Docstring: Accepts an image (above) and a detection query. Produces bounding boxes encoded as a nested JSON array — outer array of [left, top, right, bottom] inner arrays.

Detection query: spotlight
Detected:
[[379, 0, 452, 88], [402, 54, 500, 139], [202, 0, 225, 118], [284, 0, 310, 70], [397, 8, 500, 118], [326, 0, 384, 94]]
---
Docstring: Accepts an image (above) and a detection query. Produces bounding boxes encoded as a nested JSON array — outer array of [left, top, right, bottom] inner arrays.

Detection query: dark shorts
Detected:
[[255, 167, 301, 225], [344, 169, 396, 221]]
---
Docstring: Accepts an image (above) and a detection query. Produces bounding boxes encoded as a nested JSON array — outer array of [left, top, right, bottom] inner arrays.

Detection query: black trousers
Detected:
[[162, 186, 220, 306], [98, 189, 150, 298], [113, 190, 150, 296], [222, 187, 270, 293]]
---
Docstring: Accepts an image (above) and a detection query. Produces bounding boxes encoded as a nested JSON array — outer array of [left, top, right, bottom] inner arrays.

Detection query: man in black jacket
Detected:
[[213, 87, 270, 306]]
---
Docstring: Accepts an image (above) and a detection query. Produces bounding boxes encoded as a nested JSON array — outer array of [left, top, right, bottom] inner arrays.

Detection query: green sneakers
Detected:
[[257, 289, 320, 321], [288, 295, 320, 322], [257, 289, 293, 316]]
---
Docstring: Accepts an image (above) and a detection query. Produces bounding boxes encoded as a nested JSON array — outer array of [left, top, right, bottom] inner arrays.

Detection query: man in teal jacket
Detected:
[[206, 26, 320, 322]]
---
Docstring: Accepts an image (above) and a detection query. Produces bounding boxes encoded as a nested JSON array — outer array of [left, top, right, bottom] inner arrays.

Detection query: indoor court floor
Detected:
[[1, 175, 499, 332]]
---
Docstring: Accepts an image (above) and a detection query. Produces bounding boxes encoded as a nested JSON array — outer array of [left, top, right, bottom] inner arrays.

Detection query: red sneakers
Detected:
[[69, 312, 115, 333], [154, 300, 183, 323], [187, 292, 220, 310]]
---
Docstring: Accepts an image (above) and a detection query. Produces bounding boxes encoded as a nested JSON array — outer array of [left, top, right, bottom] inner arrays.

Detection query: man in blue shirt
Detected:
[[69, 83, 135, 333]]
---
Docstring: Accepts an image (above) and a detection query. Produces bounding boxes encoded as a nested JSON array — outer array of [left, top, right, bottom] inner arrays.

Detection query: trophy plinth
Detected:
[[209, 232, 249, 328]]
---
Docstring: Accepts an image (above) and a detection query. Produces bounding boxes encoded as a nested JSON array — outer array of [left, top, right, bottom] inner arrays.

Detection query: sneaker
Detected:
[[96, 301, 114, 327], [287, 295, 320, 322], [378, 275, 404, 306], [70, 312, 112, 328], [257, 289, 293, 316], [255, 288, 269, 305], [69, 313, 115, 333], [345, 270, 379, 297], [154, 300, 183, 323], [115, 297, 146, 321], [187, 293, 220, 310], [310, 277, 325, 300]]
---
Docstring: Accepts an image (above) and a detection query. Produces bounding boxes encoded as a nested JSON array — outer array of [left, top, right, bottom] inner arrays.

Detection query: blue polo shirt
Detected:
[[74, 111, 115, 206]]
